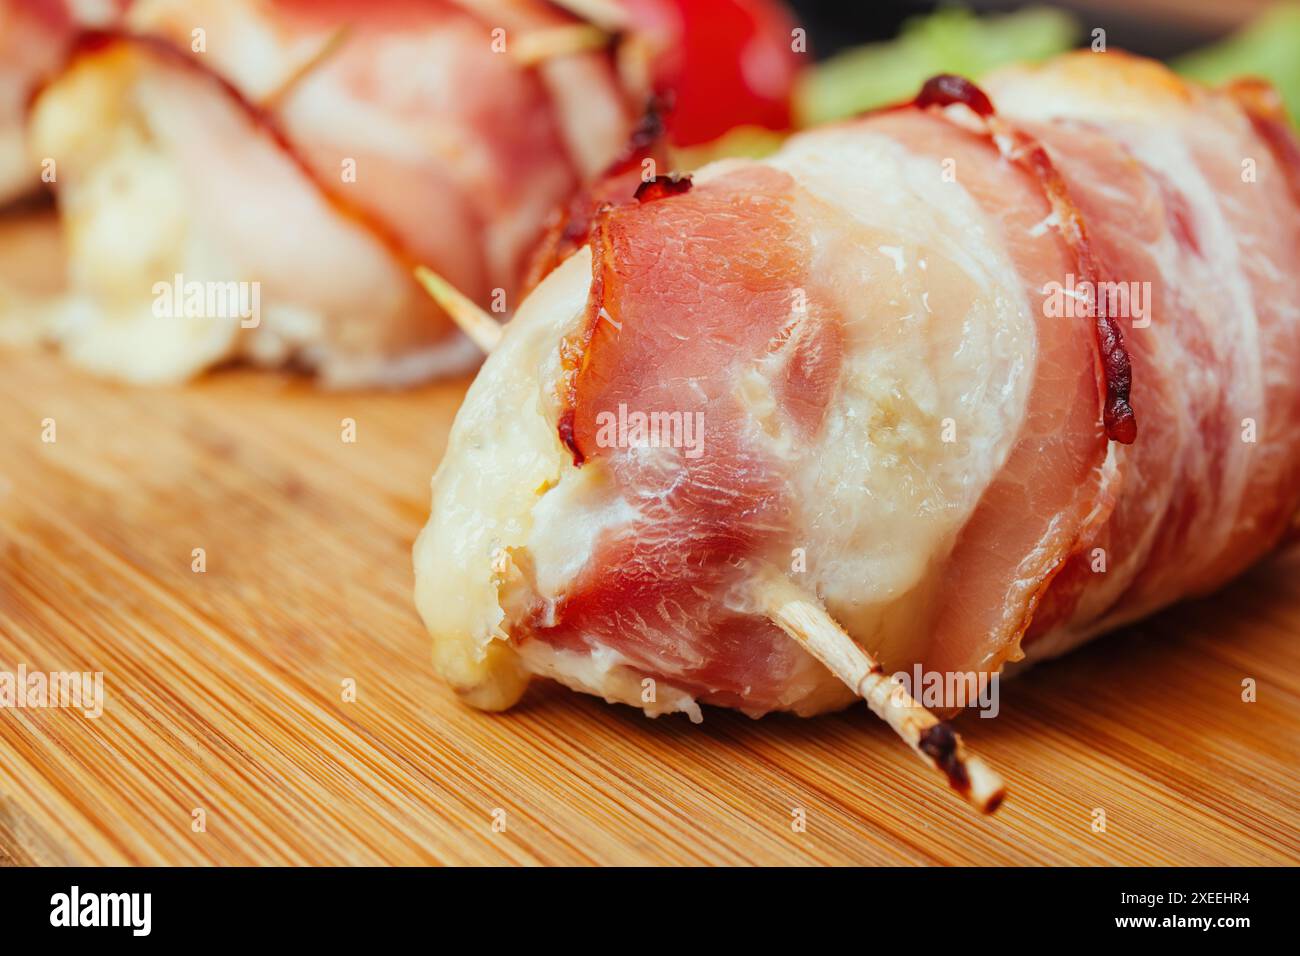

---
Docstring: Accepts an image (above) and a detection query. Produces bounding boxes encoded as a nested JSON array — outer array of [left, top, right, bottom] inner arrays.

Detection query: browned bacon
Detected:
[[414, 52, 1300, 730]]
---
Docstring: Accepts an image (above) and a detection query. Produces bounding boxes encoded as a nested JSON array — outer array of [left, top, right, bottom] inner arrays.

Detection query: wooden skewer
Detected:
[[511, 25, 611, 67], [413, 266, 503, 354], [761, 575, 1006, 813], [545, 0, 629, 31]]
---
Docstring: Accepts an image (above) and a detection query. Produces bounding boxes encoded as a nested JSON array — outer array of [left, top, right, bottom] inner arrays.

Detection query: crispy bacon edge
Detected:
[[914, 73, 1137, 445], [523, 96, 673, 295]]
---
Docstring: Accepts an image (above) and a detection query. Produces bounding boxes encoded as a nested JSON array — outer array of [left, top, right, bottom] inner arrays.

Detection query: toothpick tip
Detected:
[[760, 574, 1006, 814], [412, 265, 503, 354]]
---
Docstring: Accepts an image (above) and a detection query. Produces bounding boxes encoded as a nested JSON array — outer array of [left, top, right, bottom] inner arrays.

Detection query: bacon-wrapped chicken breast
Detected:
[[26, 0, 637, 385], [413, 52, 1300, 809]]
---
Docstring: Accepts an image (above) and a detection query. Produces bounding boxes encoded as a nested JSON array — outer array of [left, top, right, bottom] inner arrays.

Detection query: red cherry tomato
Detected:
[[621, 0, 804, 147]]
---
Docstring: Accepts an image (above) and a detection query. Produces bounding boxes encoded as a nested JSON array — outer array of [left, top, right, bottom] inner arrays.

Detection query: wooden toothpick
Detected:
[[413, 266, 503, 353], [761, 575, 1006, 813]]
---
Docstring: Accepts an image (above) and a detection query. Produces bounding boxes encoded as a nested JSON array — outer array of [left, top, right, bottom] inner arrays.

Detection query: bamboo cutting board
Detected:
[[1, 209, 1298, 866]]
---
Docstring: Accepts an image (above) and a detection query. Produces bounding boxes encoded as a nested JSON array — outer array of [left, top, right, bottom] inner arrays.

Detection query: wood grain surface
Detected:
[[1, 209, 1297, 866]]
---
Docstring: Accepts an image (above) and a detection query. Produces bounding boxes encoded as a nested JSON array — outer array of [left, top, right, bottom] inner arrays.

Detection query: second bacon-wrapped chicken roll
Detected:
[[26, 0, 637, 385], [0, 0, 125, 205], [413, 52, 1300, 809]]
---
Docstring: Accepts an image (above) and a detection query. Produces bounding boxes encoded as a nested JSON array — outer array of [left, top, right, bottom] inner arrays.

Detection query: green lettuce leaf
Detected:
[[1174, 2, 1300, 126], [796, 6, 1078, 127]]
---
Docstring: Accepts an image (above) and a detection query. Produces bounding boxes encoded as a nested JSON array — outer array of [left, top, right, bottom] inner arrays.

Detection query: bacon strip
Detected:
[[537, 166, 842, 712], [915, 73, 1136, 445], [53, 29, 415, 265], [990, 54, 1300, 654], [128, 0, 630, 310], [0, 0, 101, 204], [414, 52, 1300, 730], [523, 98, 673, 293]]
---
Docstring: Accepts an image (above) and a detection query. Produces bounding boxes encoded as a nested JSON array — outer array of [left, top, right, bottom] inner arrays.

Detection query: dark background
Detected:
[[787, 0, 1268, 59]]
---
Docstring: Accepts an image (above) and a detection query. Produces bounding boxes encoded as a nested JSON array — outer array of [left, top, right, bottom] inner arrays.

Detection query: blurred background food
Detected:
[[6, 0, 655, 386], [0, 1, 125, 205], [0, 0, 1296, 385], [0, 0, 811, 385]]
